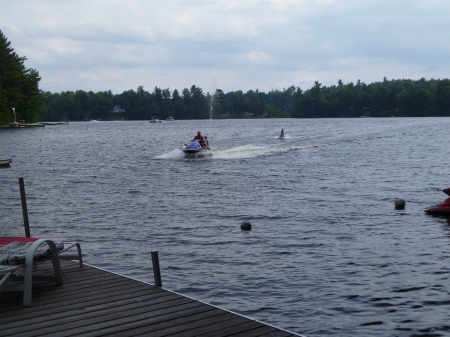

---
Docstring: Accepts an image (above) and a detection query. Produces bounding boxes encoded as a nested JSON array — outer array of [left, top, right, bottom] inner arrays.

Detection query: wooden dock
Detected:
[[0, 260, 302, 337]]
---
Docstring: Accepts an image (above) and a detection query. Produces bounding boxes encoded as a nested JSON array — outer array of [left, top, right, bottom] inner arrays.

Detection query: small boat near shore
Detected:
[[19, 123, 45, 127], [0, 123, 43, 128], [182, 140, 212, 158], [150, 117, 161, 123], [0, 159, 12, 168], [425, 188, 450, 216], [40, 121, 72, 125], [40, 122, 59, 125]]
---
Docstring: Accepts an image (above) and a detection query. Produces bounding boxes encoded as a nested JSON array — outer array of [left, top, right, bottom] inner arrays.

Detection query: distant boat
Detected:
[[40, 121, 72, 125], [0, 159, 12, 168], [19, 123, 45, 127], [150, 117, 161, 123], [166, 116, 175, 121], [40, 122, 59, 125]]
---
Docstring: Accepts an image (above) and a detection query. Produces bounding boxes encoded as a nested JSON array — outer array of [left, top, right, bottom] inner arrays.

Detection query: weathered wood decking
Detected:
[[0, 261, 302, 337]]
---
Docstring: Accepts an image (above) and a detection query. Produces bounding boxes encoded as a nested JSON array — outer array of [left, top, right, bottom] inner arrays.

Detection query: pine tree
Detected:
[[0, 30, 43, 125]]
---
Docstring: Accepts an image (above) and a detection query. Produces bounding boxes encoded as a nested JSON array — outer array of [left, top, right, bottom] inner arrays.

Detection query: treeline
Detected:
[[0, 31, 43, 124], [40, 77, 450, 121], [292, 78, 450, 118]]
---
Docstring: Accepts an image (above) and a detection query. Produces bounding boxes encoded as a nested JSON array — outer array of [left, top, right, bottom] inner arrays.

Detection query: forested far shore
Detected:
[[39, 78, 450, 122]]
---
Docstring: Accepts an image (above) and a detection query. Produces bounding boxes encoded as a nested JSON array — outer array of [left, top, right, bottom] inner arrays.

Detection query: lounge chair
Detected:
[[0, 265, 20, 291], [0, 237, 82, 306]]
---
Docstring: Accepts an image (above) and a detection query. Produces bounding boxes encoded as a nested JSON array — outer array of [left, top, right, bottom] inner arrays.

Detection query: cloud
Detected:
[[1, 0, 450, 93]]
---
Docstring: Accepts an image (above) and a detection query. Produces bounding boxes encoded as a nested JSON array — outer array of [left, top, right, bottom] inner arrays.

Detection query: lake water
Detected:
[[1, 118, 450, 336]]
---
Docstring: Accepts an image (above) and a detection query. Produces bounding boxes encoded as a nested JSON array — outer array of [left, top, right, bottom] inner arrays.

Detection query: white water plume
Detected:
[[155, 143, 320, 160], [155, 148, 185, 160], [211, 143, 320, 159], [209, 78, 217, 120]]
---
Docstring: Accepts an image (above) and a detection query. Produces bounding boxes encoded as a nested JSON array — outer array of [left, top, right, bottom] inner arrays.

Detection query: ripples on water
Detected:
[[1, 118, 450, 336]]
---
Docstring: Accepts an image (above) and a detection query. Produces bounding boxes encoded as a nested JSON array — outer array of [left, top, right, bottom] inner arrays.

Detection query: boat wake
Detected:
[[213, 144, 319, 159], [155, 149, 185, 160], [155, 143, 320, 160]]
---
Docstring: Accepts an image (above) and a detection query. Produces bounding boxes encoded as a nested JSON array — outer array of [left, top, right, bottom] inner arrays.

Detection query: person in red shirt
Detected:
[[192, 131, 204, 141]]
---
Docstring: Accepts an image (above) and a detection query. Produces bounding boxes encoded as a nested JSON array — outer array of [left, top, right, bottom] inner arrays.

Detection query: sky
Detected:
[[1, 0, 450, 95]]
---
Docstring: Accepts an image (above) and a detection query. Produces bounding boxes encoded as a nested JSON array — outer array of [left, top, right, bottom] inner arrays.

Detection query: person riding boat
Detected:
[[183, 131, 212, 157], [203, 136, 210, 150], [192, 131, 204, 142]]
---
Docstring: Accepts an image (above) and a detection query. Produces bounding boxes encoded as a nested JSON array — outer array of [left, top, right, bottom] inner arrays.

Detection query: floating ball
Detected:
[[394, 198, 405, 210], [240, 222, 252, 231]]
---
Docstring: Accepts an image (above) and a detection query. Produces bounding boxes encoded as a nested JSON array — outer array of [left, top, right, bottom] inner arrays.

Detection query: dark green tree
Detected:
[[226, 90, 245, 117], [371, 83, 394, 115], [436, 80, 450, 116], [170, 89, 185, 119], [212, 89, 227, 117], [290, 87, 303, 118], [397, 84, 431, 116], [92, 91, 113, 120], [189, 85, 208, 119], [0, 30, 43, 124], [297, 81, 323, 118], [181, 88, 193, 119]]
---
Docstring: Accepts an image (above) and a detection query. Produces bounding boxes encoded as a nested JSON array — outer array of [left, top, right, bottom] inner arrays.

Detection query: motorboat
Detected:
[[0, 159, 12, 168], [40, 121, 71, 125], [19, 123, 45, 127], [150, 117, 161, 123], [182, 140, 212, 158], [425, 188, 450, 216], [40, 122, 59, 125], [166, 116, 175, 121]]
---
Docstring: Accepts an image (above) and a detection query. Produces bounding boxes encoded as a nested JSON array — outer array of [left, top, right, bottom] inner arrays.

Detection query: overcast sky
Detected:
[[2, 0, 450, 95]]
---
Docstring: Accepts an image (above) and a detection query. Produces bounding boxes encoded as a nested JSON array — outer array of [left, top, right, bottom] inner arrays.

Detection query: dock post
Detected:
[[19, 177, 31, 237], [151, 251, 162, 287]]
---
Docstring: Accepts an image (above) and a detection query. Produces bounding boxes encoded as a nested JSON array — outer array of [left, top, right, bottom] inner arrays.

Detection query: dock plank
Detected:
[[0, 260, 302, 337], [116, 313, 237, 337]]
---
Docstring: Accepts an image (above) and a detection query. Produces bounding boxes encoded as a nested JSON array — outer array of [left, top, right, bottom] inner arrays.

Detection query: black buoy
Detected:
[[395, 198, 405, 210], [240, 222, 252, 231]]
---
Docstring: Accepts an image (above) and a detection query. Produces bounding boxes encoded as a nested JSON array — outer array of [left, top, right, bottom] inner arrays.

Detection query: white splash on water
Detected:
[[156, 143, 320, 160], [155, 148, 185, 159], [212, 144, 319, 159]]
